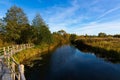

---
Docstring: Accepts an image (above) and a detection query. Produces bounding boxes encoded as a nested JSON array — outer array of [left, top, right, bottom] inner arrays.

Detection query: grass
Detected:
[[13, 43, 58, 64], [76, 37, 120, 53], [0, 39, 13, 47]]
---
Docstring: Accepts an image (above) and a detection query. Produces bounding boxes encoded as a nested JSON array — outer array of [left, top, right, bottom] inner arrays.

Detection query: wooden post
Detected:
[[12, 46, 15, 55], [9, 47, 12, 56], [11, 62, 15, 80], [26, 44, 27, 49], [24, 44, 26, 49], [18, 73, 20, 80], [20, 45, 22, 50], [7, 46, 10, 67], [16, 45, 19, 52], [3, 47, 7, 64], [7, 46, 9, 53], [25, 44, 26, 49], [18, 64, 26, 80], [22, 44, 23, 50], [0, 58, 4, 80], [3, 47, 6, 57], [27, 44, 29, 48], [28, 44, 30, 48]]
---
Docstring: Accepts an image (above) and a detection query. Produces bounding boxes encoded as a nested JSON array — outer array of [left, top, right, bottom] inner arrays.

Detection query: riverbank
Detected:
[[13, 43, 59, 64], [72, 38, 120, 63]]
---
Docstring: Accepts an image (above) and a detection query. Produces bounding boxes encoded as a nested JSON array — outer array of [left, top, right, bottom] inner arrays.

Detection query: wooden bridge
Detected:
[[0, 44, 34, 80]]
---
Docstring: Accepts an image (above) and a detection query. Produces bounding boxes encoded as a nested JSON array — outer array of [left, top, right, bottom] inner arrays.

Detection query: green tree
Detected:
[[98, 32, 107, 37], [20, 24, 35, 43], [70, 34, 76, 42], [114, 34, 120, 38], [32, 13, 45, 27], [0, 19, 5, 41], [57, 30, 66, 35], [4, 5, 28, 43], [32, 13, 45, 44], [32, 13, 52, 44], [0, 19, 5, 33], [39, 25, 52, 44]]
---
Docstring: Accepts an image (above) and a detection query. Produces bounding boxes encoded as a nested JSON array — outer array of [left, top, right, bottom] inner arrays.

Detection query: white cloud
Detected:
[[47, 1, 80, 22], [91, 0, 99, 5], [0, 9, 7, 18], [0, 0, 12, 6], [97, 6, 120, 19], [0, 0, 14, 19], [42, 0, 120, 35], [42, 0, 82, 32], [70, 21, 120, 35], [49, 23, 68, 32]]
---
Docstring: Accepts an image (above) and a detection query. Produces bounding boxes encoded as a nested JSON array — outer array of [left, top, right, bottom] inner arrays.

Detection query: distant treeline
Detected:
[[0, 5, 74, 46], [78, 32, 120, 38], [97, 32, 120, 38]]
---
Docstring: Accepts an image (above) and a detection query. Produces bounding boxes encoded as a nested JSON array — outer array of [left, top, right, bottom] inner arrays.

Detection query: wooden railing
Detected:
[[0, 44, 34, 80]]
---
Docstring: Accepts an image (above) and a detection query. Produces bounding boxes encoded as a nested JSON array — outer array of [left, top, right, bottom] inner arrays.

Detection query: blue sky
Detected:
[[0, 0, 120, 35]]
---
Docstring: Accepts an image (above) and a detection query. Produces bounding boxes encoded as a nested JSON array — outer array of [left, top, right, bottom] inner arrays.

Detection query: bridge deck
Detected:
[[0, 59, 12, 80]]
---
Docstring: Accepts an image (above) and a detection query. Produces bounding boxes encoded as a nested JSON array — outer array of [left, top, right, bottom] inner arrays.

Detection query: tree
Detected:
[[69, 34, 76, 42], [20, 24, 35, 43], [32, 13, 45, 27], [39, 25, 52, 44], [32, 13, 52, 44], [98, 32, 107, 37], [57, 30, 66, 35], [4, 6, 28, 25], [0, 19, 5, 33], [85, 34, 88, 37], [4, 5, 28, 43], [32, 13, 45, 44], [0, 19, 5, 41], [114, 34, 120, 38]]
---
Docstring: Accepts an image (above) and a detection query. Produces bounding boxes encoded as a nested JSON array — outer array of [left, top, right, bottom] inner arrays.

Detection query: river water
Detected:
[[25, 45, 120, 80]]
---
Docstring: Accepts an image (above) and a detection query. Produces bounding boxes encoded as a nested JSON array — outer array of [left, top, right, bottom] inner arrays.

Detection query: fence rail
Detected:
[[0, 43, 34, 80]]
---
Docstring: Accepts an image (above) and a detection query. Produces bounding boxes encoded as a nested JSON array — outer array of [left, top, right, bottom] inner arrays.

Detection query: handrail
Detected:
[[0, 43, 34, 80]]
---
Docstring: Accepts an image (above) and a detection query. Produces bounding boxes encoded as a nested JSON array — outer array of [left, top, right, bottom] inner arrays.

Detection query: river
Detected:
[[25, 44, 120, 80]]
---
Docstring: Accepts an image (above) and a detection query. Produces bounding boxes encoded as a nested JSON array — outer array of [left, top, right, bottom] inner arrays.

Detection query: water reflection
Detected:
[[50, 45, 76, 72], [25, 45, 120, 80], [73, 42, 120, 63]]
